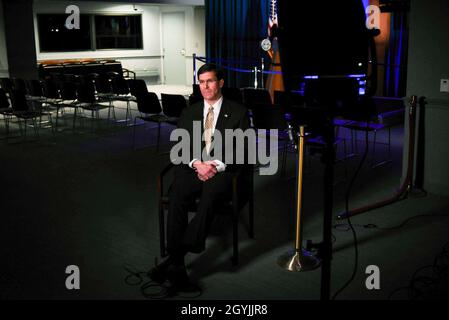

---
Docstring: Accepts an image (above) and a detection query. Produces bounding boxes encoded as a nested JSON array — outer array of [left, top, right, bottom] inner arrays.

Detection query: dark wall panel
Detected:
[[2, 0, 38, 79]]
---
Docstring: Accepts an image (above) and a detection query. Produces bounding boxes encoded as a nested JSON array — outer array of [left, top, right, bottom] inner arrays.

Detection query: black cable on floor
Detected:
[[388, 242, 449, 299], [123, 263, 203, 300], [332, 125, 370, 300], [333, 213, 449, 232]]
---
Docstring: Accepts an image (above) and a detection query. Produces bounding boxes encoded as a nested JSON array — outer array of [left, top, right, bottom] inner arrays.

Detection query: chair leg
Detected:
[[91, 110, 95, 132], [5, 115, 10, 136], [32, 117, 39, 138], [159, 204, 167, 258], [17, 118, 24, 138], [72, 107, 77, 131], [125, 100, 130, 125], [109, 102, 116, 123], [107, 101, 112, 121], [23, 118, 27, 140], [371, 127, 392, 168], [106, 105, 113, 124], [47, 114, 55, 138], [1, 115, 10, 141], [55, 106, 60, 130]]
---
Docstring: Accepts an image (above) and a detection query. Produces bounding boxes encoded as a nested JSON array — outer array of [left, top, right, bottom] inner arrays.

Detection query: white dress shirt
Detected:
[[189, 96, 226, 172]]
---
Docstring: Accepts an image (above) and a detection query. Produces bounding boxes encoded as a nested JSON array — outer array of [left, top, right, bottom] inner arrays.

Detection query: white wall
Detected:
[[193, 6, 206, 82], [159, 5, 205, 85], [32, 0, 205, 84], [403, 0, 449, 196], [0, 0, 9, 77]]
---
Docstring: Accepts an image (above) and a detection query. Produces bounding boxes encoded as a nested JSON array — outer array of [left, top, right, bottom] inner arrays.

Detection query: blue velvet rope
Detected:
[[195, 56, 283, 75]]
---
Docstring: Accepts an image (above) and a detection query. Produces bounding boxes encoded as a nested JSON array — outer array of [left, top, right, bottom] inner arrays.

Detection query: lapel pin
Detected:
[[224, 114, 228, 118]]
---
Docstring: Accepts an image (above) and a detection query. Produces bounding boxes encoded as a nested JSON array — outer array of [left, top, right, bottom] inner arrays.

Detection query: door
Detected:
[[162, 12, 186, 85]]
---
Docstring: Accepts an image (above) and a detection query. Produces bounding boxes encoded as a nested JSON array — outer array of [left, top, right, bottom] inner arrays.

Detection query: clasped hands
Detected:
[[192, 160, 218, 181]]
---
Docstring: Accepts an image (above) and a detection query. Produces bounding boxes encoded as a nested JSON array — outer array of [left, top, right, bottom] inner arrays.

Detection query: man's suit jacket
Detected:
[[175, 98, 251, 174]]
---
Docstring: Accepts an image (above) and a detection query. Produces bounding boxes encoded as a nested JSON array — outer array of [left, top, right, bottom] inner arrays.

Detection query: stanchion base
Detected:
[[277, 249, 321, 272], [336, 211, 348, 220]]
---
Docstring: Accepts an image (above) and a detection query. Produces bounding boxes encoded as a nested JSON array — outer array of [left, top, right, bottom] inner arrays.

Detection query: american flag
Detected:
[[268, 0, 278, 38]]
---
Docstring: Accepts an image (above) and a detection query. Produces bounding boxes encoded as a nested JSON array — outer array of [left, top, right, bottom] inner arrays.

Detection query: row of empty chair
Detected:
[[0, 75, 188, 143], [0, 83, 54, 140], [1, 75, 404, 170]]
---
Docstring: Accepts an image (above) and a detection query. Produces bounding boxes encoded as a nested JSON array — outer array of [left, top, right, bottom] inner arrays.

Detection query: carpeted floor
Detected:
[[1, 100, 448, 300]]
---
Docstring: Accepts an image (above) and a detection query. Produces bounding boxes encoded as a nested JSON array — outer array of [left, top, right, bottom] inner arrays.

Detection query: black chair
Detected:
[[0, 88, 10, 110], [122, 68, 136, 80], [75, 77, 113, 130], [148, 93, 188, 152], [160, 93, 187, 118], [192, 83, 201, 97], [9, 89, 54, 140], [242, 88, 273, 128], [108, 72, 131, 96], [188, 84, 202, 106], [89, 72, 129, 124], [85, 73, 111, 101], [242, 88, 272, 109], [274, 90, 304, 111], [42, 76, 63, 104], [157, 163, 254, 265], [0, 77, 13, 93], [25, 79, 46, 103], [11, 78, 27, 94], [51, 75, 81, 130], [107, 71, 135, 124], [222, 87, 243, 104], [132, 91, 163, 149], [251, 103, 290, 175], [340, 96, 404, 168], [251, 103, 287, 131], [128, 79, 150, 96], [341, 120, 390, 168], [0, 88, 13, 136]]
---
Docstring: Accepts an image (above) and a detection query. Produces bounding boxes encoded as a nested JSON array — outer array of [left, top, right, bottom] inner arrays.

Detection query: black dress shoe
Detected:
[[148, 257, 173, 283], [166, 264, 191, 289]]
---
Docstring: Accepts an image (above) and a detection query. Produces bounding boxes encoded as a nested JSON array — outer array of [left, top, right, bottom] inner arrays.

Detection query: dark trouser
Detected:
[[167, 167, 233, 255]]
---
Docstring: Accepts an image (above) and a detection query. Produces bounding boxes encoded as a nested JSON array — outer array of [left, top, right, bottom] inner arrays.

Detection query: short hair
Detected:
[[197, 63, 224, 81]]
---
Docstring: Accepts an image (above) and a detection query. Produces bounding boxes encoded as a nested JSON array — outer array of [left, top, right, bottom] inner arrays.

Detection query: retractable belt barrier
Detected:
[[192, 54, 282, 89]]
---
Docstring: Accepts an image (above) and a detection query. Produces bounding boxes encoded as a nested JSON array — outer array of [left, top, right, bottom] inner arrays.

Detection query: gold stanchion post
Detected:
[[278, 126, 321, 271]]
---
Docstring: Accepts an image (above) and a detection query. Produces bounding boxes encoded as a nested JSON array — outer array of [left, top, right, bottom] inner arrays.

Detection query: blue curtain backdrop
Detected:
[[205, 0, 269, 88], [384, 11, 408, 97], [205, 0, 408, 95]]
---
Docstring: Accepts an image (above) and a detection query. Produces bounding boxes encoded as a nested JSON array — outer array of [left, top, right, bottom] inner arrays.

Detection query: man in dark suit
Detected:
[[149, 64, 250, 289]]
